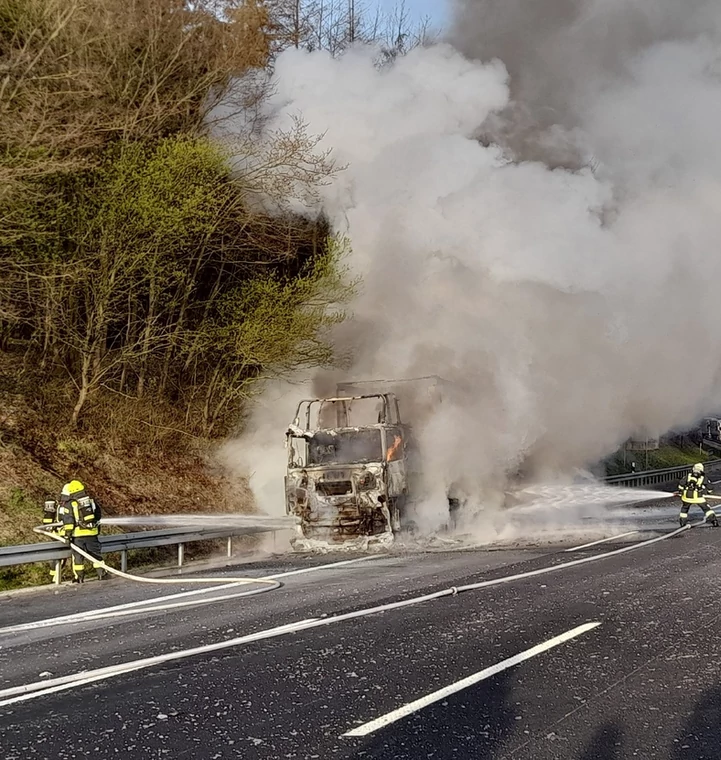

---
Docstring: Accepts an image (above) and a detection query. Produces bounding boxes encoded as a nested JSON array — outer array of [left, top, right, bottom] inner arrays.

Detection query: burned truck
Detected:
[[284, 377, 458, 550]]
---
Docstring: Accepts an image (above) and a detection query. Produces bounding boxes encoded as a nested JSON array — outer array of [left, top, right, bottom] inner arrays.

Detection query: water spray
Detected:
[[101, 515, 300, 530], [508, 484, 674, 513]]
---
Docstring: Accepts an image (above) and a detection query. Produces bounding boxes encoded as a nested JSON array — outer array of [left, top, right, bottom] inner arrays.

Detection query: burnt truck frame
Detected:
[[285, 392, 413, 549], [285, 377, 460, 549]]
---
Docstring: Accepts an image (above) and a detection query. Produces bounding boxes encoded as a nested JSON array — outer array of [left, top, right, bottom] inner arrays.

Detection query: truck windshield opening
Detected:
[[306, 429, 383, 465]]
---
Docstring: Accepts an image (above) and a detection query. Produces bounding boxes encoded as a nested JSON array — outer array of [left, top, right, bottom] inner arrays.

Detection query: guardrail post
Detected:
[[54, 560, 61, 586], [227, 536, 232, 558], [178, 543, 184, 568], [121, 550, 128, 573]]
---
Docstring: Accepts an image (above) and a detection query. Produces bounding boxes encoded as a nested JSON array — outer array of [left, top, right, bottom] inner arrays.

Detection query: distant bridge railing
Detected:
[[0, 526, 283, 586], [603, 458, 721, 489]]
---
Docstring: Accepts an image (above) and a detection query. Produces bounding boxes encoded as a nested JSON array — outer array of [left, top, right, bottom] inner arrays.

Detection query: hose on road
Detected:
[[33, 525, 281, 594]]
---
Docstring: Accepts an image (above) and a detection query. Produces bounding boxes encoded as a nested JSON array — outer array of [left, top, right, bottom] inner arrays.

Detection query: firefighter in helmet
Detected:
[[676, 463, 718, 527], [58, 480, 108, 582]]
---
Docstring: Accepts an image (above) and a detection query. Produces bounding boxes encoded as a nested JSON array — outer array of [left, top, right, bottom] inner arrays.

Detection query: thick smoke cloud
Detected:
[[449, 0, 721, 168], [225, 3, 721, 530]]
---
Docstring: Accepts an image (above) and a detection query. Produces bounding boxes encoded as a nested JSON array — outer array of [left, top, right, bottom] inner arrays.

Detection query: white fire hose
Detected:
[[33, 524, 281, 593], [32, 490, 716, 589]]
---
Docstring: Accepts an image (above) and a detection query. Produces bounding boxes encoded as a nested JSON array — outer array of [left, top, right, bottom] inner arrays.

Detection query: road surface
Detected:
[[1, 500, 720, 759]]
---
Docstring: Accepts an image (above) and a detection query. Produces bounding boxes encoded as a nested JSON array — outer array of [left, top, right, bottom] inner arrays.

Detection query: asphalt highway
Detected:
[[1, 500, 721, 759]]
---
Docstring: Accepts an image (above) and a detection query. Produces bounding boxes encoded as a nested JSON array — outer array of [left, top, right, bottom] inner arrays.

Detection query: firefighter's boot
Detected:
[[706, 509, 719, 527], [97, 568, 108, 581], [679, 512, 688, 528], [72, 571, 85, 584]]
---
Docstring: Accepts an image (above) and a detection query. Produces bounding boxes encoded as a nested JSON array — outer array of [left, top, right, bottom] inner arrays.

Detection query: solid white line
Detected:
[[0, 522, 694, 707], [341, 622, 601, 737], [0, 619, 320, 703], [34, 585, 274, 623], [265, 555, 388, 580], [35, 553, 394, 623], [0, 555, 385, 635], [453, 521, 691, 595], [564, 531, 639, 552], [0, 589, 458, 707]]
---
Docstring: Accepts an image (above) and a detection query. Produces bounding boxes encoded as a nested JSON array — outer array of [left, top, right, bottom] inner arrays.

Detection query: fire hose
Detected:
[[33, 524, 281, 594], [31, 491, 715, 590]]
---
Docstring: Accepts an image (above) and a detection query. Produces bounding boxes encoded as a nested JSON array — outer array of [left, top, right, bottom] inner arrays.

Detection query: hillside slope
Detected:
[[604, 443, 715, 477]]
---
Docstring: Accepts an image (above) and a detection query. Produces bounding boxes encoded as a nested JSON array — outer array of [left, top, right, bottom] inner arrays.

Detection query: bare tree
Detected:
[[0, 0, 434, 441], [268, 0, 438, 58]]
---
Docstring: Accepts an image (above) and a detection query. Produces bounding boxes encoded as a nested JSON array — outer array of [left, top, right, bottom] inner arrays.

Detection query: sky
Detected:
[[380, 0, 448, 26]]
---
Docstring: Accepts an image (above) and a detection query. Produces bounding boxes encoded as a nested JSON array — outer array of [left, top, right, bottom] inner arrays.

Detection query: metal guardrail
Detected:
[[603, 458, 721, 488], [0, 526, 283, 581], [4, 452, 721, 579]]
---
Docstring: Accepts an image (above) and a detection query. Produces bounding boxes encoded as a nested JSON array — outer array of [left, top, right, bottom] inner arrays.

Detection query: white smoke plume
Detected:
[[223, 2, 721, 532]]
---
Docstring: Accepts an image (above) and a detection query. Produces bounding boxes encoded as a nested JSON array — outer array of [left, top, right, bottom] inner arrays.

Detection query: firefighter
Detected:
[[676, 463, 718, 527], [58, 480, 108, 582], [42, 498, 66, 583]]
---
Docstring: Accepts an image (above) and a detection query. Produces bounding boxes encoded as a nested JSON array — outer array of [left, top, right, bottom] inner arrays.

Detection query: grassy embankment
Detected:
[[604, 443, 715, 477], [0, 414, 257, 590]]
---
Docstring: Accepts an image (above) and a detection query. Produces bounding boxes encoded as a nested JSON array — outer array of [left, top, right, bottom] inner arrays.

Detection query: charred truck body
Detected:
[[285, 377, 458, 550]]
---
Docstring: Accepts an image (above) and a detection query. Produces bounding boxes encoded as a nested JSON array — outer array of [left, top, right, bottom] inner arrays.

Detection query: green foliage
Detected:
[[0, 0, 356, 586], [193, 237, 355, 432], [2, 131, 352, 435], [0, 0, 354, 445], [211, 240, 353, 371], [56, 438, 101, 464], [0, 564, 49, 591], [4, 486, 34, 517]]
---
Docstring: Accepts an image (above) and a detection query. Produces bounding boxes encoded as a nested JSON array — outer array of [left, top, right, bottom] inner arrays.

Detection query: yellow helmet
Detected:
[[61, 480, 85, 497], [692, 463, 704, 475]]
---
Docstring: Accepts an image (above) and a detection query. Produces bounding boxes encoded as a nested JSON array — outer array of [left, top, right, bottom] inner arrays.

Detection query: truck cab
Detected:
[[285, 392, 410, 550]]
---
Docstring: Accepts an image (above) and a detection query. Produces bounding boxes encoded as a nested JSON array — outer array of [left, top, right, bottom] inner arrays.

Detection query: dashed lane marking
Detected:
[[341, 622, 602, 737]]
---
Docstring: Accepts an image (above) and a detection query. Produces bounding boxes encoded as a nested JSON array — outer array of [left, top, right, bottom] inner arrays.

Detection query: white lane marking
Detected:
[[0, 588, 457, 706], [36, 552, 395, 623], [453, 521, 691, 595], [0, 619, 320, 703], [341, 622, 601, 738], [265, 556, 388, 580], [0, 555, 385, 635], [34, 585, 274, 623], [564, 531, 639, 552], [0, 521, 693, 706]]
